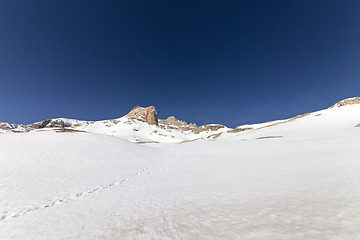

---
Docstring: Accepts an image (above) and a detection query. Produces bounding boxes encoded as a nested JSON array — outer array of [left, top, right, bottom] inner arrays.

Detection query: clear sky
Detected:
[[0, 1, 359, 127]]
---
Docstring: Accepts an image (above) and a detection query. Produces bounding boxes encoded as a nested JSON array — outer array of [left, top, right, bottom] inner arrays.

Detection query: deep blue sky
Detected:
[[0, 1, 359, 127]]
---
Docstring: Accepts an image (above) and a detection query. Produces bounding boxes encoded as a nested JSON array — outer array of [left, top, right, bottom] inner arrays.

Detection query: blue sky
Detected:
[[0, 0, 359, 127]]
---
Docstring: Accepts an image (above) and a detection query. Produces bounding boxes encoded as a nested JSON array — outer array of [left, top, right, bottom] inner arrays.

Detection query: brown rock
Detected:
[[228, 127, 253, 133], [144, 106, 158, 125], [126, 106, 158, 125], [165, 116, 177, 125], [159, 116, 198, 131], [192, 124, 225, 134], [126, 106, 145, 120]]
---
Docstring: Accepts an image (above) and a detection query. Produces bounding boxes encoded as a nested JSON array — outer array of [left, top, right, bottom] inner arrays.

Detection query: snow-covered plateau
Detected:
[[0, 98, 359, 240]]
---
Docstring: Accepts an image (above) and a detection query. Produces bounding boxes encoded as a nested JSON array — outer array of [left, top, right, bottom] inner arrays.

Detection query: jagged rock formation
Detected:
[[159, 116, 197, 131], [0, 122, 15, 130], [158, 115, 224, 134], [0, 122, 28, 132], [192, 124, 225, 134], [29, 119, 72, 129], [126, 106, 158, 125]]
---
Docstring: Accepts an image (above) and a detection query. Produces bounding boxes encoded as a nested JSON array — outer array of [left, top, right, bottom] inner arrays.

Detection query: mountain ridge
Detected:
[[1, 97, 359, 143]]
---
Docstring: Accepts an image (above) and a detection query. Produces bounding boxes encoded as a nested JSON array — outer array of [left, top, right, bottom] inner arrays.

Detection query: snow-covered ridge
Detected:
[[330, 97, 360, 108], [0, 106, 231, 143], [1, 97, 359, 143]]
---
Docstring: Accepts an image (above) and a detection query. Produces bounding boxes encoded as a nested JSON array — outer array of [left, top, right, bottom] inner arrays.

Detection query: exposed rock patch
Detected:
[[192, 124, 225, 134], [331, 97, 360, 108], [207, 132, 223, 139], [179, 138, 201, 144], [228, 127, 253, 133], [135, 141, 159, 144], [356, 124, 360, 127], [256, 136, 283, 140], [55, 128, 86, 133], [290, 113, 311, 121]]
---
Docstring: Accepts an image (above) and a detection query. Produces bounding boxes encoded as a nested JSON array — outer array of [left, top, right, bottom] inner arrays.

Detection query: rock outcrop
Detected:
[[228, 127, 253, 133], [0, 122, 15, 130], [191, 124, 225, 134], [126, 107, 144, 120], [126, 106, 158, 125], [127, 108, 225, 134], [331, 97, 360, 108], [159, 116, 197, 131], [144, 106, 158, 125], [0, 122, 29, 132], [29, 119, 71, 129], [29, 119, 52, 129]]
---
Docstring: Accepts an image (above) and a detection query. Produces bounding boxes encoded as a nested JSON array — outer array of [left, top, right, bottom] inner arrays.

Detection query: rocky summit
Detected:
[[126, 106, 158, 125]]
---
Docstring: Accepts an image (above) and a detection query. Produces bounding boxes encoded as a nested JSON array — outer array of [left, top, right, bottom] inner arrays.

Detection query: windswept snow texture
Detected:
[[0, 103, 360, 240]]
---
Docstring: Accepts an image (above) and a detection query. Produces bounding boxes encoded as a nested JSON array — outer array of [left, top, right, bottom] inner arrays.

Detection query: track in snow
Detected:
[[0, 168, 152, 223], [0, 149, 181, 224]]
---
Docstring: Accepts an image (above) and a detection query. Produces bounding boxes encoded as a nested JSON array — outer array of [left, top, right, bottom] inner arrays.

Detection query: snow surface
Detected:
[[0, 103, 360, 239]]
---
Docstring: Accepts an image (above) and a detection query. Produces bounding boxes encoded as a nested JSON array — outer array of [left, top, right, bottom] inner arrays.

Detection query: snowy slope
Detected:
[[0, 98, 359, 239], [220, 97, 360, 141]]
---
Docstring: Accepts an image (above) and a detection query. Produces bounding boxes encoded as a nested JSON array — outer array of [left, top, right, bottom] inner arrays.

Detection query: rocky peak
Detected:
[[126, 106, 144, 119], [29, 119, 72, 129], [192, 124, 225, 134], [126, 106, 158, 125], [164, 116, 196, 127], [158, 116, 197, 131], [164, 116, 177, 125]]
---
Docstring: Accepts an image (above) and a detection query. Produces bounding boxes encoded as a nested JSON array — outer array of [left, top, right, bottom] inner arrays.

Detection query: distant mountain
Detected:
[[1, 97, 359, 143]]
